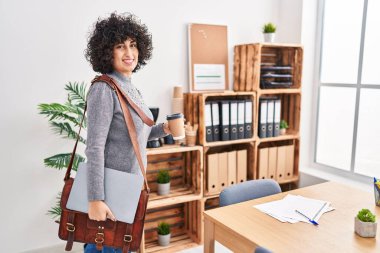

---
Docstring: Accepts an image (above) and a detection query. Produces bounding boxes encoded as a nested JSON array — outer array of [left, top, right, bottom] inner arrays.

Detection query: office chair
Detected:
[[219, 179, 281, 207], [219, 179, 280, 253], [255, 246, 273, 253]]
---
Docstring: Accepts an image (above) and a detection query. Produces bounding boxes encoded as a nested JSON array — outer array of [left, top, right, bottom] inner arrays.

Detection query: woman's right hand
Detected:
[[88, 200, 116, 221]]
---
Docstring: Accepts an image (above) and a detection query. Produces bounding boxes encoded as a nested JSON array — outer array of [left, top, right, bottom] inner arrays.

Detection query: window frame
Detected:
[[313, 0, 380, 180]]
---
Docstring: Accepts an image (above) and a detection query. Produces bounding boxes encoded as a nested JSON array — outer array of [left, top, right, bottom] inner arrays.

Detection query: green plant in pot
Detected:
[[157, 222, 171, 246], [262, 22, 276, 43], [38, 82, 87, 221], [157, 170, 171, 196], [355, 208, 377, 237], [280, 120, 289, 135]]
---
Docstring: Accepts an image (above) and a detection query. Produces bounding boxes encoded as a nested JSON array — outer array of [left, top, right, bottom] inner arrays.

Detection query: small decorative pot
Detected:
[[280, 128, 286, 135], [158, 233, 171, 246], [157, 182, 170, 196], [355, 217, 377, 238], [264, 33, 275, 43]]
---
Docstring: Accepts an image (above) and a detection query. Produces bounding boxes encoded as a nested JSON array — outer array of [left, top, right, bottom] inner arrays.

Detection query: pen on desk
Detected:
[[295, 210, 319, 226]]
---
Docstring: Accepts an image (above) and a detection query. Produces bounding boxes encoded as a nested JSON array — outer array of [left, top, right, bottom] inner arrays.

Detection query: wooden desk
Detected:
[[204, 182, 380, 253]]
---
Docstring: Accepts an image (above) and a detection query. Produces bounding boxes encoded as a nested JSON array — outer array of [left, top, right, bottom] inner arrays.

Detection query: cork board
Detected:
[[188, 23, 229, 92]]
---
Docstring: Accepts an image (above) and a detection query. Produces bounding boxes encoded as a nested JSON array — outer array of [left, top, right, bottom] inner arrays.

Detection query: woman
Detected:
[[84, 13, 170, 253]]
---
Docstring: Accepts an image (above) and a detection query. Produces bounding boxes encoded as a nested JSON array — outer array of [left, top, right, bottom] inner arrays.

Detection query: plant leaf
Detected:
[[50, 121, 86, 144], [44, 153, 85, 170], [47, 192, 62, 220], [64, 102, 87, 128], [38, 103, 81, 126], [65, 82, 87, 107]]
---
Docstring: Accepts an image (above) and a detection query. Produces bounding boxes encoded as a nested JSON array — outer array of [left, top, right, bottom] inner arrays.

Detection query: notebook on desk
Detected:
[[66, 162, 144, 223]]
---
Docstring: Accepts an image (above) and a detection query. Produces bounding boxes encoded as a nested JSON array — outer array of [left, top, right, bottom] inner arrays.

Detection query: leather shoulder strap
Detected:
[[64, 75, 151, 192]]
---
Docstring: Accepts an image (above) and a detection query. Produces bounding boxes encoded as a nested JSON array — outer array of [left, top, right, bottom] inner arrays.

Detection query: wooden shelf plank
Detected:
[[147, 145, 202, 155], [148, 192, 202, 209], [203, 138, 255, 147], [149, 186, 194, 200], [256, 42, 303, 48], [258, 88, 301, 95], [145, 233, 198, 253], [278, 175, 299, 184], [257, 133, 299, 143]]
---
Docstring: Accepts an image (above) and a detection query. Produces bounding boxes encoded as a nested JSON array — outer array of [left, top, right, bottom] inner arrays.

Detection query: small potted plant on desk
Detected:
[[355, 208, 377, 237], [262, 22, 276, 43], [157, 222, 171, 246], [157, 170, 171, 196], [280, 120, 289, 135]]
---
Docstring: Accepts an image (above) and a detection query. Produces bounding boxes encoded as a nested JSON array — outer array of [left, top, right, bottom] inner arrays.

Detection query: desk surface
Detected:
[[204, 182, 380, 253]]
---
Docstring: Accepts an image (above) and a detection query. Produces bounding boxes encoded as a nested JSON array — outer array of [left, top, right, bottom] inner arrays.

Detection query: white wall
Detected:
[[278, 0, 303, 44], [298, 0, 319, 169], [0, 0, 304, 252]]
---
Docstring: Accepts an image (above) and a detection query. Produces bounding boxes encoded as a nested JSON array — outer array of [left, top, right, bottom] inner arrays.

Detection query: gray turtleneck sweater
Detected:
[[85, 71, 166, 201]]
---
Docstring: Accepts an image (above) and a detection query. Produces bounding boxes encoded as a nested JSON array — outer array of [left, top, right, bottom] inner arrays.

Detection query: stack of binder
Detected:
[[260, 65, 293, 89], [258, 145, 294, 181], [207, 149, 247, 194], [204, 99, 253, 142], [259, 97, 281, 138]]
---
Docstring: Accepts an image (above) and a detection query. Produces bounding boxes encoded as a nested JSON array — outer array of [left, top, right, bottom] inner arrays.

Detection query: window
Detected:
[[315, 0, 380, 177]]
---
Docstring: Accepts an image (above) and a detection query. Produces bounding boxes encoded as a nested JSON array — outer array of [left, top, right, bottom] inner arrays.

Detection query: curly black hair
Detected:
[[85, 12, 153, 74]]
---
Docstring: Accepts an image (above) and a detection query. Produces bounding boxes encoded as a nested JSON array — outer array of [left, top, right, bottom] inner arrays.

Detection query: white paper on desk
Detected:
[[286, 195, 330, 222], [254, 198, 301, 223], [254, 194, 331, 224]]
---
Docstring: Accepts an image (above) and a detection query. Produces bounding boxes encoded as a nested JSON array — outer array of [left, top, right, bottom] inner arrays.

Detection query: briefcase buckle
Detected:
[[124, 235, 133, 242], [66, 223, 75, 232]]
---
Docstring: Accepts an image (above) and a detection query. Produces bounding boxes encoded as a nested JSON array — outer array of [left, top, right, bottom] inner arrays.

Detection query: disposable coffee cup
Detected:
[[173, 86, 183, 99], [166, 113, 185, 140], [185, 130, 197, 147]]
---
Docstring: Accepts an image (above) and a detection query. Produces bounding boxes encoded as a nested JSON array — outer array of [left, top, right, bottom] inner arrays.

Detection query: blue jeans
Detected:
[[84, 243, 125, 253]]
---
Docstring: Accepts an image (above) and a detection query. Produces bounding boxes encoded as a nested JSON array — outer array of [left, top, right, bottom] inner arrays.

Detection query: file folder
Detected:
[[258, 148, 269, 179], [220, 101, 230, 141], [276, 146, 287, 182], [227, 151, 237, 186], [244, 99, 253, 138], [218, 152, 228, 190], [211, 102, 220, 141], [268, 147, 277, 180], [237, 100, 245, 139], [236, 149, 247, 183], [205, 102, 213, 142], [230, 101, 238, 140], [273, 99, 281, 137], [285, 145, 294, 179], [266, 99, 274, 138], [207, 153, 219, 194], [259, 99, 267, 138]]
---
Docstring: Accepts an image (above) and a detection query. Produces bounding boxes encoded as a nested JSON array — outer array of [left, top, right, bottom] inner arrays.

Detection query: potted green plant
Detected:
[[355, 208, 377, 237], [280, 120, 289, 135], [157, 222, 171, 246], [262, 22, 276, 43], [157, 170, 171, 195]]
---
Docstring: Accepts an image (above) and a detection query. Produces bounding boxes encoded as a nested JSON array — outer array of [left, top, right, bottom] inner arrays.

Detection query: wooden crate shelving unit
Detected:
[[234, 43, 303, 92], [140, 145, 203, 252], [203, 142, 256, 197], [184, 92, 256, 147], [255, 139, 300, 183], [256, 92, 301, 142], [142, 43, 304, 253], [232, 43, 303, 185], [142, 200, 202, 253]]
